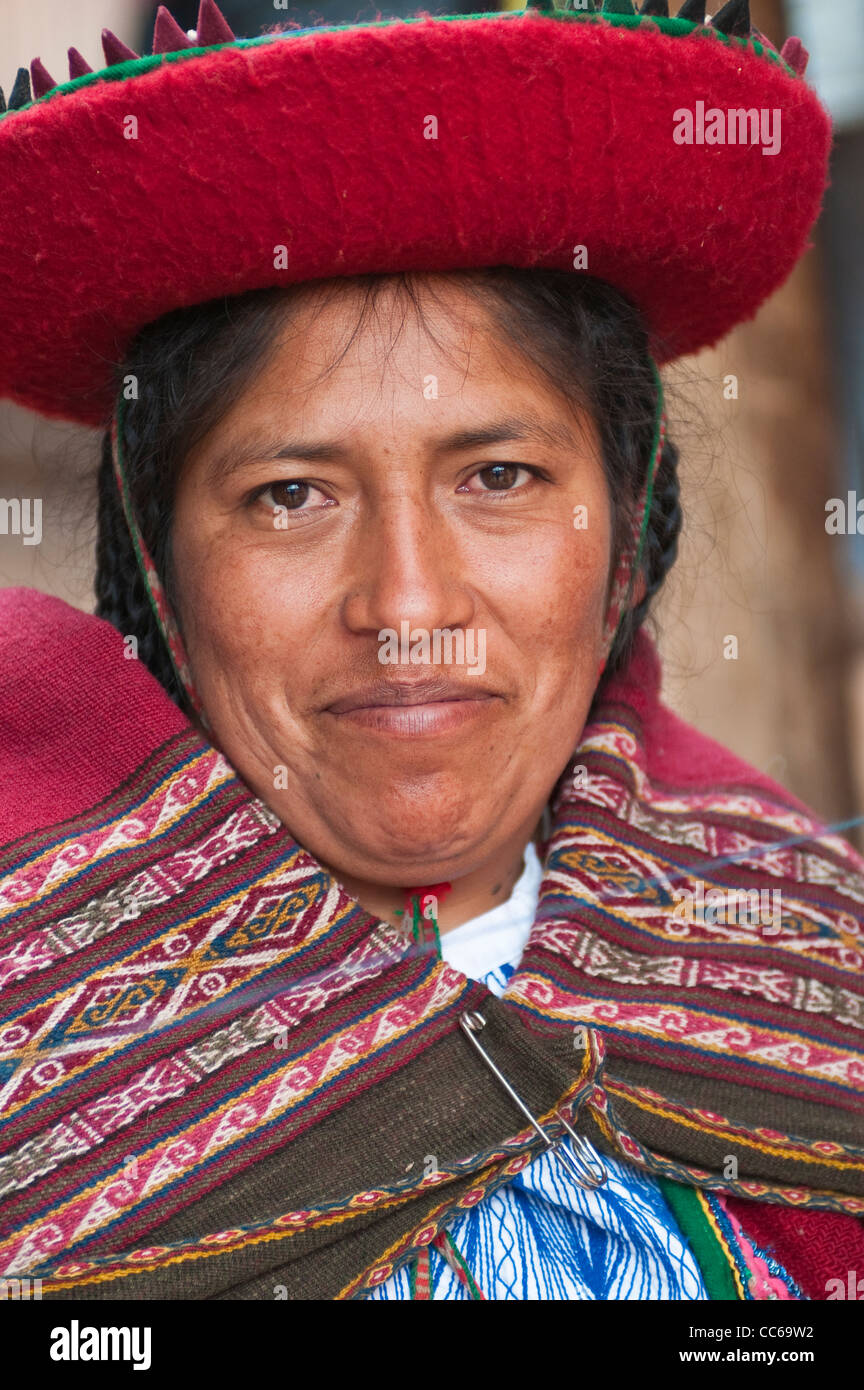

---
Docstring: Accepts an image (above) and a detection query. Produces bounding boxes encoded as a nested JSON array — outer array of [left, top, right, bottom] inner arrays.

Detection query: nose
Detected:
[[340, 487, 476, 641]]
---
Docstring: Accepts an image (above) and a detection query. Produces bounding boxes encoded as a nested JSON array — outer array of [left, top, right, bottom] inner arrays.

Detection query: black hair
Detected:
[[95, 269, 681, 710]]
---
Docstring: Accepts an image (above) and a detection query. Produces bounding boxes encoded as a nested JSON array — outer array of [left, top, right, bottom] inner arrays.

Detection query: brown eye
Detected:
[[270, 480, 311, 510], [478, 464, 521, 491], [458, 463, 547, 498]]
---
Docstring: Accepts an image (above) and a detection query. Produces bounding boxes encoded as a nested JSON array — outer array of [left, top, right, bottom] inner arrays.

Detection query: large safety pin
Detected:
[[459, 1011, 607, 1190]]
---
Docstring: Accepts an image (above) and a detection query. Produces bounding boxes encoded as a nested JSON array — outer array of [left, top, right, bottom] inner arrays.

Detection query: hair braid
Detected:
[[94, 415, 185, 706], [94, 289, 291, 710], [606, 435, 682, 677]]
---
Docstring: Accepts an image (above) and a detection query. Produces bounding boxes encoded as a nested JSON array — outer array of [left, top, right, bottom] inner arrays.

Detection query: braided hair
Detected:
[[96, 288, 292, 707], [95, 270, 681, 708]]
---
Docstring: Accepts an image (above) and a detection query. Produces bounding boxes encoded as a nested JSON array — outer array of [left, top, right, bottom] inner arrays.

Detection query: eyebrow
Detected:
[[205, 414, 584, 484], [434, 416, 584, 454]]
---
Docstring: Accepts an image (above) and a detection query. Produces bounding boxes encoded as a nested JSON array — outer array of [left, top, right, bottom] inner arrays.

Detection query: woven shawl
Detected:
[[0, 587, 862, 1300]]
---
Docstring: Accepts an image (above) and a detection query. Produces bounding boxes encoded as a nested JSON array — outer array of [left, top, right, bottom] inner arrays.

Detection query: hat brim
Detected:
[[0, 10, 831, 426]]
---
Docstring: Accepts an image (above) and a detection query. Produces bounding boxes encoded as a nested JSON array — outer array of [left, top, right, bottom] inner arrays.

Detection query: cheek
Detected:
[[172, 520, 348, 737], [489, 508, 611, 668], [170, 508, 285, 685]]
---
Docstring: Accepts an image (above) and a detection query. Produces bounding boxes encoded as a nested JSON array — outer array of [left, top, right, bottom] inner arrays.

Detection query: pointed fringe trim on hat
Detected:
[[0, 2, 804, 121]]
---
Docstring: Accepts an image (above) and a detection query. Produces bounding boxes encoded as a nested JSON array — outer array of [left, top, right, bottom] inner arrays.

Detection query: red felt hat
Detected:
[[0, 0, 831, 427]]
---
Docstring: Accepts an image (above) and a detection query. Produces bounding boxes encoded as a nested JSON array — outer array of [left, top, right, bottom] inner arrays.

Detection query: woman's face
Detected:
[[171, 276, 613, 888]]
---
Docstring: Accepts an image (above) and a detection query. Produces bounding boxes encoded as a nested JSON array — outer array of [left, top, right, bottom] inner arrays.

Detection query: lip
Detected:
[[323, 676, 502, 737]]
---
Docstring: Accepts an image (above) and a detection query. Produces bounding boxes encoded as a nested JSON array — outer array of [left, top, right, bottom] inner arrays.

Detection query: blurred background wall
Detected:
[[1, 0, 862, 846]]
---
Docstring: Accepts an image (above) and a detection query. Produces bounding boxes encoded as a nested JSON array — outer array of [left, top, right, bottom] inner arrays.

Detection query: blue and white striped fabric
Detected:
[[368, 955, 708, 1301]]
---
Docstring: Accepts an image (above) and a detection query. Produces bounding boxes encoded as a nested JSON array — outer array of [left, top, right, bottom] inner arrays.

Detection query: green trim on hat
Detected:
[[0, 7, 796, 125]]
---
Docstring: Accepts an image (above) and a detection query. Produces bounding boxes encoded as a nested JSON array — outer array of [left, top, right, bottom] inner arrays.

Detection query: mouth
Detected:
[[323, 676, 502, 737]]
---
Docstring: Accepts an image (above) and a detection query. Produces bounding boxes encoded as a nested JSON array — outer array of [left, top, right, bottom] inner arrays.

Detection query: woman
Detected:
[[0, 1, 861, 1301]]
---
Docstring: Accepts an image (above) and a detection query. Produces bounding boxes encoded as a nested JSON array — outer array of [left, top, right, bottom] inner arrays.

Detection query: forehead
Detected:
[[210, 274, 589, 436]]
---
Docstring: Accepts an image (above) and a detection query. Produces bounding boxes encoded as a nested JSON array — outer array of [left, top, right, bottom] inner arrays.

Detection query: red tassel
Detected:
[[404, 882, 452, 910], [101, 30, 140, 66], [152, 7, 194, 54], [30, 58, 57, 98], [68, 47, 93, 79], [401, 880, 452, 947], [196, 0, 236, 45]]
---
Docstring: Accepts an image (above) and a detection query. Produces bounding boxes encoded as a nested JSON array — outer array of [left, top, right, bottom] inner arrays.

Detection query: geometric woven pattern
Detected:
[[1, 628, 862, 1294]]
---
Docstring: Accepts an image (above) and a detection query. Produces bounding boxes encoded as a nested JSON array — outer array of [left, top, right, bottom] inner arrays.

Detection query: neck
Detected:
[[329, 815, 544, 936]]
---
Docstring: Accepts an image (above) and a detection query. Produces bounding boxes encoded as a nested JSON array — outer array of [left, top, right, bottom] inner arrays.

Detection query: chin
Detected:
[[333, 786, 485, 875]]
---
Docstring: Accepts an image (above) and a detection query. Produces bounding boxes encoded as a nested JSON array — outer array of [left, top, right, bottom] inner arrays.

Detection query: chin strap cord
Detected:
[[399, 881, 452, 959], [410, 1232, 487, 1301]]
